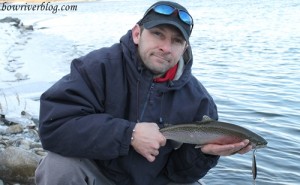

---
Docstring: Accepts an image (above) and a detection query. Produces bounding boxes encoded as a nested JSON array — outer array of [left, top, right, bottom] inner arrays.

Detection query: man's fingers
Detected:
[[238, 144, 252, 154], [201, 139, 252, 156], [152, 150, 159, 156], [146, 154, 156, 162], [159, 135, 167, 147], [144, 149, 160, 162], [131, 122, 167, 162]]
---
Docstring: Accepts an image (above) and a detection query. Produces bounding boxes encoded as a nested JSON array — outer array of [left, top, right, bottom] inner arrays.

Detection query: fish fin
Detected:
[[199, 115, 215, 124], [170, 141, 183, 150], [194, 144, 202, 149]]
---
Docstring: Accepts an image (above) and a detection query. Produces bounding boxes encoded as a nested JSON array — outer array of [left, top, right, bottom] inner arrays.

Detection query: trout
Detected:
[[160, 115, 268, 149], [160, 115, 267, 183]]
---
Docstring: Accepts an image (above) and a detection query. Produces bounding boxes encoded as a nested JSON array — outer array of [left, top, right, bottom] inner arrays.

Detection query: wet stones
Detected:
[[0, 17, 33, 31], [0, 147, 41, 185], [6, 124, 23, 134], [0, 17, 21, 27], [0, 113, 47, 184]]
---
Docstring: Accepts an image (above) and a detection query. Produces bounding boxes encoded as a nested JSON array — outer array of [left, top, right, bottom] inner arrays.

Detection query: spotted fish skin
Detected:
[[160, 115, 268, 149]]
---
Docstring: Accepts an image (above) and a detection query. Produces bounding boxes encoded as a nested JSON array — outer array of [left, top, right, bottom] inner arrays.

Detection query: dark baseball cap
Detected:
[[138, 1, 193, 41]]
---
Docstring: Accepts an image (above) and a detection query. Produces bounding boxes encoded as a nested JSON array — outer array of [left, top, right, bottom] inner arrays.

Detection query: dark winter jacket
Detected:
[[39, 30, 219, 185]]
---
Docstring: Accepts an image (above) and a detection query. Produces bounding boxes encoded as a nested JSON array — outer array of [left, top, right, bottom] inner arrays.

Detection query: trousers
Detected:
[[35, 152, 204, 185]]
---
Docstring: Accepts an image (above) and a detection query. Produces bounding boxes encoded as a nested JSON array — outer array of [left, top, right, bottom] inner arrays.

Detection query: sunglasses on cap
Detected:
[[145, 4, 194, 31]]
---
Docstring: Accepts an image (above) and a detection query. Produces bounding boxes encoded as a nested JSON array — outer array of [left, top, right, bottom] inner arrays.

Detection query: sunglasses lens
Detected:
[[153, 5, 174, 15], [151, 4, 193, 28], [179, 11, 193, 25]]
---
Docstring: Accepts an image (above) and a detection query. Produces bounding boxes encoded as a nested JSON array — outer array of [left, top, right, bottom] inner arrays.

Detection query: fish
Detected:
[[160, 115, 267, 182], [160, 115, 268, 149]]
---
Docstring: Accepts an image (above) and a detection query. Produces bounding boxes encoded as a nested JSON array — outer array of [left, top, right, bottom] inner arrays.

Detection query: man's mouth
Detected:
[[153, 54, 169, 63]]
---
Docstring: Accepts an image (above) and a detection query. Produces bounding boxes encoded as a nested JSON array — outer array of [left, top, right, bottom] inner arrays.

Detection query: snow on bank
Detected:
[[0, 81, 53, 124]]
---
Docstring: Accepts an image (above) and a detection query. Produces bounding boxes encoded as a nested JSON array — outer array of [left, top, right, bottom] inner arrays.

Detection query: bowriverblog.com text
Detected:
[[1, 2, 77, 14]]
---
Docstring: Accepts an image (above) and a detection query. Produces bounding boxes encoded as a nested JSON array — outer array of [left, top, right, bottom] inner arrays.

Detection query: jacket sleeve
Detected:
[[39, 53, 136, 160]]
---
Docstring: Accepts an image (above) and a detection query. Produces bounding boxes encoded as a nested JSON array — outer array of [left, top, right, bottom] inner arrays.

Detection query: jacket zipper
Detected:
[[138, 83, 155, 122]]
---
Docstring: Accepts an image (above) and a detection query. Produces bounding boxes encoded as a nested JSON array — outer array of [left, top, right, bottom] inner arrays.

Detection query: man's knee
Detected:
[[35, 152, 115, 185], [36, 152, 79, 173], [35, 152, 87, 184]]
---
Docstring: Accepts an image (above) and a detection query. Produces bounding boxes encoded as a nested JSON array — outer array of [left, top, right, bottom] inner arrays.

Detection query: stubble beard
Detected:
[[145, 54, 171, 77]]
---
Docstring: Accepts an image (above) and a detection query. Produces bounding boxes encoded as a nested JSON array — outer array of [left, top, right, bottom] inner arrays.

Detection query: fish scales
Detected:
[[160, 116, 267, 149], [161, 123, 249, 145], [159, 116, 267, 183]]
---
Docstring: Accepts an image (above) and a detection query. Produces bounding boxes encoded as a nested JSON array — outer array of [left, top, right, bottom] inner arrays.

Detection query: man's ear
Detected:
[[132, 24, 141, 44]]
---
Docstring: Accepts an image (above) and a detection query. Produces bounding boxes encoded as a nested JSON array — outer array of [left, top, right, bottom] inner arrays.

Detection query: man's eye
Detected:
[[174, 38, 184, 44], [153, 31, 162, 36]]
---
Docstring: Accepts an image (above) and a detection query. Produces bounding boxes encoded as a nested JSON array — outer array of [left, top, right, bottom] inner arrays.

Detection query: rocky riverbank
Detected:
[[0, 17, 45, 185], [0, 114, 46, 185]]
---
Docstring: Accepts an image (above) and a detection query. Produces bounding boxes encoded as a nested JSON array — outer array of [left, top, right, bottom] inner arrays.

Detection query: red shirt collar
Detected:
[[153, 64, 178, 83]]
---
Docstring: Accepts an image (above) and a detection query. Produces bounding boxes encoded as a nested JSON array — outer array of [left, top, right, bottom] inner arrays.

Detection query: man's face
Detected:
[[132, 24, 187, 77]]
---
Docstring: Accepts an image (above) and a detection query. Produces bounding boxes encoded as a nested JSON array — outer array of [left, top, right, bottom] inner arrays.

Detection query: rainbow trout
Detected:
[[160, 115, 267, 183], [160, 115, 267, 149]]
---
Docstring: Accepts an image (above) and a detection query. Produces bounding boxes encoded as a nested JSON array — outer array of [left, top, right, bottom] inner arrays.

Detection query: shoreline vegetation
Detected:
[[0, 0, 96, 3]]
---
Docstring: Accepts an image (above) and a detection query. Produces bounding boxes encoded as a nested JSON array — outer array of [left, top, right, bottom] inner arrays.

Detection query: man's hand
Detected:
[[201, 139, 252, 156], [131, 122, 166, 162]]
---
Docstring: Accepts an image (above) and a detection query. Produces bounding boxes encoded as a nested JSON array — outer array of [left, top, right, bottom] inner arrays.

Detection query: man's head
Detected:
[[138, 1, 193, 41], [132, 1, 193, 77]]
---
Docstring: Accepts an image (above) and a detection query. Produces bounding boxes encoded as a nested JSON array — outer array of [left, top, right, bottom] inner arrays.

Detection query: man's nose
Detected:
[[159, 40, 172, 53]]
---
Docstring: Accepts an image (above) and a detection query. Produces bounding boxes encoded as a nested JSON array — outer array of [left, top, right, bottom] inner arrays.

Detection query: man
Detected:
[[35, 1, 251, 185]]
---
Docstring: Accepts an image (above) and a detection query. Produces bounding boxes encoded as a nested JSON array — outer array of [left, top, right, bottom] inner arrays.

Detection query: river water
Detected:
[[0, 0, 299, 185]]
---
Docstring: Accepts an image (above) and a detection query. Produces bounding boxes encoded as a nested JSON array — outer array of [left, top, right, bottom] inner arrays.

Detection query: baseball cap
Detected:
[[138, 1, 193, 41]]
